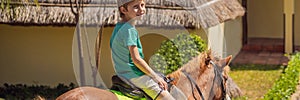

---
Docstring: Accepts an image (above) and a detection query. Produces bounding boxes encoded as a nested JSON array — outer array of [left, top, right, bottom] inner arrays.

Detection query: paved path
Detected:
[[232, 51, 289, 65]]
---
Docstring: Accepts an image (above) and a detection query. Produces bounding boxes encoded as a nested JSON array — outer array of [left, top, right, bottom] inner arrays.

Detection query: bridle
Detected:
[[209, 60, 227, 100], [181, 60, 227, 100]]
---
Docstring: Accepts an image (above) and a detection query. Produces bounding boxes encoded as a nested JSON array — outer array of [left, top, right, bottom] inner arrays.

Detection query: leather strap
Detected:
[[182, 70, 205, 100]]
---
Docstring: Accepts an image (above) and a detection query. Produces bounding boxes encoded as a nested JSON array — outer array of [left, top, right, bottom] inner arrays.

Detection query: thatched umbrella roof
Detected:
[[0, 0, 245, 28]]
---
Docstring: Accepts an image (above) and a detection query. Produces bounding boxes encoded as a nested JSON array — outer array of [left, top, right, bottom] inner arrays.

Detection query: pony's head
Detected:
[[203, 50, 232, 99], [167, 50, 232, 100], [203, 49, 231, 81]]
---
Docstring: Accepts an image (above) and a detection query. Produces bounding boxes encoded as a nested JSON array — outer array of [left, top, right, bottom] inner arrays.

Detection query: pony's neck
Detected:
[[167, 54, 203, 85], [167, 54, 209, 97]]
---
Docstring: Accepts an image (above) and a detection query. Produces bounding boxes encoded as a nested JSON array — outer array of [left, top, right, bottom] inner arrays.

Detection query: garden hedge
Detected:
[[264, 53, 300, 99], [0, 83, 76, 99], [149, 33, 207, 75]]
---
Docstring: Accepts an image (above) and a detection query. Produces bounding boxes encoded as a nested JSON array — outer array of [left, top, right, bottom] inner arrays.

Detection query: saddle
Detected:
[[110, 73, 174, 99]]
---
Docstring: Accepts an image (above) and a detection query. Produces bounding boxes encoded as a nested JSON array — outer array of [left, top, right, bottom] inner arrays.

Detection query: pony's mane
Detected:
[[167, 52, 209, 85]]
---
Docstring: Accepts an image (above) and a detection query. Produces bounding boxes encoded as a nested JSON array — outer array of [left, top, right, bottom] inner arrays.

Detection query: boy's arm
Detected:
[[128, 45, 167, 90]]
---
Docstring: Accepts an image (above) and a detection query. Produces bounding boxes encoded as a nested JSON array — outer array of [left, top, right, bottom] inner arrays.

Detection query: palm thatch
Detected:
[[0, 0, 245, 28]]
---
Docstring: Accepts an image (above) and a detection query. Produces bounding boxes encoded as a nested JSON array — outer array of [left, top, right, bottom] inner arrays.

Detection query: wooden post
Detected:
[[284, 0, 294, 54], [242, 0, 248, 45], [70, 0, 86, 86]]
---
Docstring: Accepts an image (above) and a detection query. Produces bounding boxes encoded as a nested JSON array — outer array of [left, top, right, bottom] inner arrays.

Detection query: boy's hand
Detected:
[[153, 76, 168, 90]]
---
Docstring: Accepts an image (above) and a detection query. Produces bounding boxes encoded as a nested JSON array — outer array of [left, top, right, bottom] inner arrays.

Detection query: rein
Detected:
[[181, 60, 227, 100], [210, 60, 227, 100], [182, 70, 205, 100]]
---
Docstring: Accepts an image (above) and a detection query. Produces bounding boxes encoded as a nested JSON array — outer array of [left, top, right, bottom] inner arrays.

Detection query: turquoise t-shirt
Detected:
[[110, 22, 145, 79]]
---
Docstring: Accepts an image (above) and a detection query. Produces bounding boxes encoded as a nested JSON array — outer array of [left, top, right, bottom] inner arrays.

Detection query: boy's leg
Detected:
[[156, 90, 175, 100], [130, 75, 175, 100], [169, 85, 187, 100]]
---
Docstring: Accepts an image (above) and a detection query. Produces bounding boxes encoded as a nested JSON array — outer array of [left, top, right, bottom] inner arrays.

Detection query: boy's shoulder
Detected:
[[116, 22, 137, 33]]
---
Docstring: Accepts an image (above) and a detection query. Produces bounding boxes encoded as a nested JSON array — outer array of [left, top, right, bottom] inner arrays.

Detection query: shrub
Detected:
[[263, 53, 300, 99], [0, 83, 76, 99], [149, 33, 207, 75]]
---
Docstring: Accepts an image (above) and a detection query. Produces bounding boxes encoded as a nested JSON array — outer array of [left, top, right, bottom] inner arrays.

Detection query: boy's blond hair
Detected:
[[117, 0, 132, 7]]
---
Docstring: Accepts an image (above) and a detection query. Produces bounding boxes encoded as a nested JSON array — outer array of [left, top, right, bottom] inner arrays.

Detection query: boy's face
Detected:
[[121, 0, 146, 21]]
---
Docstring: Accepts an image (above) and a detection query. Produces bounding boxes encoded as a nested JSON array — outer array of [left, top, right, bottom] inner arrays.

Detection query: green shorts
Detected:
[[130, 75, 163, 99]]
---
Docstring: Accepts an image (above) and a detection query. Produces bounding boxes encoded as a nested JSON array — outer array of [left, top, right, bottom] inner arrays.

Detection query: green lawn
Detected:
[[229, 64, 284, 100]]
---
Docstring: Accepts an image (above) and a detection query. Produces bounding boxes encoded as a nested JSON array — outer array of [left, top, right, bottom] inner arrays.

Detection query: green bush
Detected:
[[149, 33, 207, 75], [0, 83, 76, 100], [263, 53, 300, 100]]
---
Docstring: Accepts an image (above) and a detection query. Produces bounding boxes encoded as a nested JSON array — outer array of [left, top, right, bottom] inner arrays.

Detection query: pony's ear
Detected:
[[224, 55, 232, 66], [207, 49, 212, 56], [205, 56, 211, 66], [204, 50, 212, 65]]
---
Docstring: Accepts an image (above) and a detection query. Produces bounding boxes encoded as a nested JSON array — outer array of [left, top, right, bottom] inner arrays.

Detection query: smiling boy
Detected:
[[110, 0, 175, 100]]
